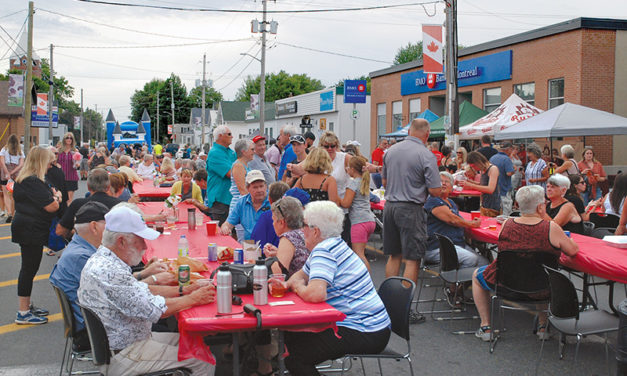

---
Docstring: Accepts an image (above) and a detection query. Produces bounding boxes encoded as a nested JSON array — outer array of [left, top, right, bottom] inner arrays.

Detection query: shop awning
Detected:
[[381, 109, 440, 137], [495, 102, 627, 140], [428, 101, 488, 137]]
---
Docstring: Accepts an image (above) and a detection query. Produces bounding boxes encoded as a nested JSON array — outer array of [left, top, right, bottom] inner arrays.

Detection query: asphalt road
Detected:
[[0, 179, 623, 375]]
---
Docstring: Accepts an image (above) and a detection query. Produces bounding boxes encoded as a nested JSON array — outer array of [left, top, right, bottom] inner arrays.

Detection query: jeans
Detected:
[[582, 186, 602, 205], [371, 173, 382, 188], [424, 244, 488, 268]]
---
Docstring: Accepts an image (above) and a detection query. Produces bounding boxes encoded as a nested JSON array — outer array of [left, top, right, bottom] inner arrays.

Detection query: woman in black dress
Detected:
[[12, 146, 61, 324]]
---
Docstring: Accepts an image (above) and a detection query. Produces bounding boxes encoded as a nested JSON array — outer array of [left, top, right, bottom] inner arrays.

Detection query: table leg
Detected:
[[232, 333, 240, 376], [278, 331, 286, 375], [580, 273, 598, 311]]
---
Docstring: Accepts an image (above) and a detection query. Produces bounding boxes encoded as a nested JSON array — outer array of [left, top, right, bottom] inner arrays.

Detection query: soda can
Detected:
[[233, 248, 244, 264], [208, 243, 218, 262], [178, 264, 191, 286], [564, 231, 571, 238]]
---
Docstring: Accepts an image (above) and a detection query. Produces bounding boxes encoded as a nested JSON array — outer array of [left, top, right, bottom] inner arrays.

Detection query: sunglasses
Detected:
[[322, 144, 337, 149], [65, 137, 73, 140]]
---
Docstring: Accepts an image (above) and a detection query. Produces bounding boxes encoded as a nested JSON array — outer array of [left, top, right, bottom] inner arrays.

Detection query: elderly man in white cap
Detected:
[[78, 204, 216, 376], [220, 170, 270, 241]]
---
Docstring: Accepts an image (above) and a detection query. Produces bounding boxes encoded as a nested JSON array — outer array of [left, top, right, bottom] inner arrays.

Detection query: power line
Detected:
[[212, 42, 259, 84], [78, 0, 441, 14], [0, 17, 28, 60], [277, 42, 392, 64], [37, 8, 220, 41], [217, 53, 259, 92], [0, 9, 26, 20], [54, 37, 254, 49]]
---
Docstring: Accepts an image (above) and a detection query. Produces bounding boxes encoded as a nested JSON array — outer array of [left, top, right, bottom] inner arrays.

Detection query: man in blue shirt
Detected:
[[277, 125, 299, 180], [489, 142, 515, 215], [205, 125, 236, 225], [50, 202, 109, 351], [220, 170, 271, 240]]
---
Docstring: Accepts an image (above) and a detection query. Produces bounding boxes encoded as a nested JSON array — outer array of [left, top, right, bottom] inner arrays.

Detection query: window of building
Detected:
[[548, 78, 564, 109], [409, 98, 421, 121], [329, 122, 334, 132], [377, 103, 386, 135], [483, 87, 502, 112], [392, 101, 403, 129], [514, 82, 535, 105]]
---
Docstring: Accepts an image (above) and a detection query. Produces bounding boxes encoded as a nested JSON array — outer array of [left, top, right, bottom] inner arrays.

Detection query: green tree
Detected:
[[335, 76, 371, 93], [188, 86, 223, 110], [393, 42, 423, 65], [235, 70, 324, 102]]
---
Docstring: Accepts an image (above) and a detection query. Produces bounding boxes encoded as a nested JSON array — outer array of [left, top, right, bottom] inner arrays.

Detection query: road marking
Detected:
[[0, 236, 10, 240], [0, 313, 62, 335], [0, 274, 49, 288], [0, 223, 10, 227]]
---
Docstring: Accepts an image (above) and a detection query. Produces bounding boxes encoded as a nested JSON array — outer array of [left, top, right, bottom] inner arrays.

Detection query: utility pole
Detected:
[[156, 94, 160, 144], [445, 0, 459, 145], [23, 1, 34, 155], [80, 89, 84, 143], [48, 44, 54, 143], [201, 53, 207, 146], [170, 80, 175, 140], [259, 0, 267, 136]]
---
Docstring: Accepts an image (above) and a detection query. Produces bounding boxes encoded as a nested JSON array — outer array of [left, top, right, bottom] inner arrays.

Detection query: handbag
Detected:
[[210, 257, 278, 294], [48, 217, 67, 252]]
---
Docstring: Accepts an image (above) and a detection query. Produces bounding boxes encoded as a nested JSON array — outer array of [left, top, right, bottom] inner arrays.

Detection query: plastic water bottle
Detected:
[[177, 235, 189, 257], [253, 259, 268, 306], [216, 263, 232, 314]]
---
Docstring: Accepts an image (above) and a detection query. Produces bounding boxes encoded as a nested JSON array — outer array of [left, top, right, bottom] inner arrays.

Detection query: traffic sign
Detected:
[[350, 109, 360, 120]]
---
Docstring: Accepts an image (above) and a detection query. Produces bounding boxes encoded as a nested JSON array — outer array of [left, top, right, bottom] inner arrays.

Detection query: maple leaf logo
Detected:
[[427, 41, 439, 53]]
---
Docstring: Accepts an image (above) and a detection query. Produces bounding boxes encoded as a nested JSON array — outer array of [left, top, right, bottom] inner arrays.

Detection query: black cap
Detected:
[[304, 131, 315, 141], [75, 201, 109, 224]]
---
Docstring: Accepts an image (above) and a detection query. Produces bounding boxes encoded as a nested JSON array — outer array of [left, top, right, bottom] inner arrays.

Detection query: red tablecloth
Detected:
[[459, 212, 627, 284], [138, 202, 207, 223], [370, 199, 385, 211], [450, 188, 482, 197], [177, 293, 346, 363], [133, 179, 172, 198], [143, 227, 241, 262]]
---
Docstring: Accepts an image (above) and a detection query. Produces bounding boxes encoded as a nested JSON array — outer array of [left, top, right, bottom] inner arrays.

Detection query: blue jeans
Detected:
[[582, 186, 602, 205], [371, 173, 382, 188]]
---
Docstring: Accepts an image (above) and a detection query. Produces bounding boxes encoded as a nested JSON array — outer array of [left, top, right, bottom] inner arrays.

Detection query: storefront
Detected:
[[275, 86, 372, 156], [369, 17, 627, 169]]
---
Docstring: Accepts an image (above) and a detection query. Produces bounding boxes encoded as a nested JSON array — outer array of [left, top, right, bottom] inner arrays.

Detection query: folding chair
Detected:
[[51, 283, 97, 376], [589, 212, 620, 229], [340, 277, 416, 376], [537, 267, 619, 376], [489, 250, 558, 353]]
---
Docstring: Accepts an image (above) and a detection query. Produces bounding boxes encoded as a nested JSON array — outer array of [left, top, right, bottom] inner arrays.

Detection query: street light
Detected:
[[240, 53, 261, 62]]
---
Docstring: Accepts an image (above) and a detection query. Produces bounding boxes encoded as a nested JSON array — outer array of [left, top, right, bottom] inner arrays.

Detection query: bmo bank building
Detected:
[[369, 17, 627, 168]]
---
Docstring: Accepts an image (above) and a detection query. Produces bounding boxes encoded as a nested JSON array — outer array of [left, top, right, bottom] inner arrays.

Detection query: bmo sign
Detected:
[[343, 80, 367, 104]]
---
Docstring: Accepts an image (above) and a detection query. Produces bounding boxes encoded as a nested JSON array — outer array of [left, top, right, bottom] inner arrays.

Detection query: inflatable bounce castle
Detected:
[[106, 109, 152, 151]]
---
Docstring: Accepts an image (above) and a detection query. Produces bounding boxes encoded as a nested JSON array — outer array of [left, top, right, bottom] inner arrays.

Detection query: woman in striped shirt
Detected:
[[524, 143, 548, 190], [279, 201, 391, 375], [57, 132, 80, 204]]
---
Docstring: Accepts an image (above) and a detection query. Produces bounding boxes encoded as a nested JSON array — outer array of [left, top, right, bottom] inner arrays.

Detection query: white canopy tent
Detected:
[[495, 103, 627, 140], [459, 93, 543, 139]]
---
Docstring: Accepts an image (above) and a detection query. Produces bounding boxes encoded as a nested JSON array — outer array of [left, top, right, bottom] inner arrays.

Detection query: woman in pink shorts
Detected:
[[340, 156, 376, 272]]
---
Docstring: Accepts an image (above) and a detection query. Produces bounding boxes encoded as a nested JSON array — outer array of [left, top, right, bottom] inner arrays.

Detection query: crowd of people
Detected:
[[5, 120, 626, 375]]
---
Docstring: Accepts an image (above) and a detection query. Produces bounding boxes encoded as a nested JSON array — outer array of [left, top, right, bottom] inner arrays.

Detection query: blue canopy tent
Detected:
[[381, 109, 440, 138]]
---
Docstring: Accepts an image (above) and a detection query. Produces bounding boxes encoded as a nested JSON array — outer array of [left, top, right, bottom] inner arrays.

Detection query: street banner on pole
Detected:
[[250, 94, 259, 111], [31, 93, 58, 127], [8, 74, 24, 107], [422, 24, 443, 74], [74, 116, 81, 130]]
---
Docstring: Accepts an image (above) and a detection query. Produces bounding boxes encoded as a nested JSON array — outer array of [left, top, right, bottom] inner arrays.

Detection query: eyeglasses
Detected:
[[457, 152, 463, 154], [276, 200, 286, 219], [578, 181, 586, 185], [65, 137, 72, 140], [322, 144, 337, 149], [226, 133, 232, 136]]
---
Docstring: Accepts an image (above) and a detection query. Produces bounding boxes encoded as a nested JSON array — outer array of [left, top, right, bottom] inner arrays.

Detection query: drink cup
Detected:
[[269, 274, 287, 298], [206, 221, 218, 236], [488, 224, 497, 230], [471, 211, 481, 220], [564, 231, 571, 238], [155, 220, 165, 233]]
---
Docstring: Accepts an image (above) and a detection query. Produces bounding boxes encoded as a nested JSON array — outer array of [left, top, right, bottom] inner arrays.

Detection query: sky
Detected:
[[1, 0, 627, 122]]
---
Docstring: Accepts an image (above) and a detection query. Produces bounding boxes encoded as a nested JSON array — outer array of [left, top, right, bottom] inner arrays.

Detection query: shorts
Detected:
[[382, 201, 427, 261], [350, 221, 376, 243], [79, 159, 89, 171], [474, 265, 494, 292], [0, 180, 7, 186]]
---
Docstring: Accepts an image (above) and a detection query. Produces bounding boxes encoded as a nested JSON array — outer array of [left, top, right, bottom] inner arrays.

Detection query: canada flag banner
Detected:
[[422, 24, 443, 74], [36, 93, 48, 116]]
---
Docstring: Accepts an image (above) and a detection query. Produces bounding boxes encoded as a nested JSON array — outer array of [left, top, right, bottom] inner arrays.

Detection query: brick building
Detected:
[[369, 17, 627, 170]]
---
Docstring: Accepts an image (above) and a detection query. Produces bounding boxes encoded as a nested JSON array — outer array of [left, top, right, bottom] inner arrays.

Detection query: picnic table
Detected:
[[133, 179, 172, 199]]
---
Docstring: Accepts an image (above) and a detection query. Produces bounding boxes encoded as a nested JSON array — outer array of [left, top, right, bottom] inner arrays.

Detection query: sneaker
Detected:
[[444, 287, 463, 309], [409, 310, 426, 324], [29, 304, 49, 316], [15, 311, 48, 325], [475, 326, 492, 342], [5, 215, 11, 223], [536, 324, 551, 341]]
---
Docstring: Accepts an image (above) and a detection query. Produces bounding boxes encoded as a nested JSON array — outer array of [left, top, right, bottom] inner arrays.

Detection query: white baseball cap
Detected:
[[245, 169, 266, 185], [104, 206, 160, 240]]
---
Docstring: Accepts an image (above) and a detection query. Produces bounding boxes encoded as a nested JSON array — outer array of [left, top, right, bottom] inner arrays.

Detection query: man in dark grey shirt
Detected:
[[248, 135, 276, 184], [382, 118, 441, 322]]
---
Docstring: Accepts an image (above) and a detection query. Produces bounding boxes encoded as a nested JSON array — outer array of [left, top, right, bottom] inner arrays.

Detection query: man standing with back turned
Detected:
[[382, 118, 441, 324], [205, 125, 236, 225]]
